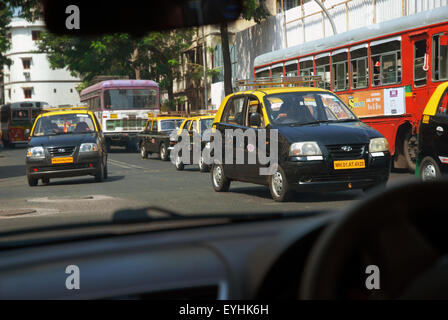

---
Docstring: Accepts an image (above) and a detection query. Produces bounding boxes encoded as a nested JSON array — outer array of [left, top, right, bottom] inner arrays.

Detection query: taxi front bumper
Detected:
[[282, 154, 391, 192]]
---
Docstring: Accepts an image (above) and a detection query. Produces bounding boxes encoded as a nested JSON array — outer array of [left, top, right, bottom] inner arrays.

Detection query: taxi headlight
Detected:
[[369, 138, 389, 153], [26, 146, 45, 158], [289, 142, 322, 157], [79, 143, 98, 152]]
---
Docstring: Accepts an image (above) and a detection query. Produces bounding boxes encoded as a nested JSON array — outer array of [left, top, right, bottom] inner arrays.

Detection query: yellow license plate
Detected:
[[51, 157, 74, 164], [334, 159, 365, 170]]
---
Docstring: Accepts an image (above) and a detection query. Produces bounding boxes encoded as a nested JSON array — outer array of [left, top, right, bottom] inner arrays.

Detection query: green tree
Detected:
[[220, 0, 269, 95]]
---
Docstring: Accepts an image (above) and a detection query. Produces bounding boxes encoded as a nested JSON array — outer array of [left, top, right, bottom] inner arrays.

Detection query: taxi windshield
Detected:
[[264, 92, 357, 126], [33, 114, 96, 136], [160, 119, 183, 131]]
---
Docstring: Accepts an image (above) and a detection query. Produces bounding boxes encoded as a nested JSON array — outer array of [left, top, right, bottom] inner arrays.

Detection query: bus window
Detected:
[[414, 39, 427, 87], [350, 46, 368, 89], [285, 60, 298, 77], [255, 68, 270, 79], [371, 38, 401, 86], [332, 50, 348, 91], [432, 34, 448, 81], [271, 64, 284, 78], [315, 54, 331, 90]]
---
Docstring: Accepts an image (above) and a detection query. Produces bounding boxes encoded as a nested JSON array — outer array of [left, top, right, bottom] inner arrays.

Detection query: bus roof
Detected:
[[80, 79, 159, 96], [254, 6, 448, 69]]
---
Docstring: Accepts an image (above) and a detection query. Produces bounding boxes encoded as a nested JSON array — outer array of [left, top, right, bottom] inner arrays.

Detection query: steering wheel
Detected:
[[299, 180, 448, 299]]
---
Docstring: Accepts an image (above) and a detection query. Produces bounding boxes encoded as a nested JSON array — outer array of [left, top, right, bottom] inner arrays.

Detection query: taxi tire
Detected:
[[269, 165, 293, 202], [141, 145, 148, 159], [211, 164, 230, 192], [420, 156, 441, 181], [104, 163, 108, 179], [175, 155, 184, 171], [27, 175, 38, 187], [199, 155, 210, 173], [42, 177, 50, 185], [95, 161, 105, 182], [160, 143, 169, 161]]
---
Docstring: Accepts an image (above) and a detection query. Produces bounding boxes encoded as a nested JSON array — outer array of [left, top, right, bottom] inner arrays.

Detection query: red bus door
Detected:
[[412, 35, 430, 114]]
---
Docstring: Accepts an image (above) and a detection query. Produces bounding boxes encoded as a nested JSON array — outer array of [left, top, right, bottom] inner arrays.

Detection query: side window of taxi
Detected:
[[246, 98, 265, 128], [152, 120, 158, 131], [192, 120, 199, 133], [222, 96, 246, 125], [437, 90, 448, 115], [146, 120, 152, 132]]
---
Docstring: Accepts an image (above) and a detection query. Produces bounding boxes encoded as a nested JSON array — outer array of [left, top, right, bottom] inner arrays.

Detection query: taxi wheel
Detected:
[[420, 156, 441, 181], [199, 155, 209, 172], [140, 145, 148, 159], [175, 154, 184, 171], [160, 143, 169, 161], [211, 164, 230, 192], [27, 175, 38, 187], [95, 162, 105, 182], [269, 165, 293, 202], [42, 177, 50, 185], [103, 163, 108, 179]]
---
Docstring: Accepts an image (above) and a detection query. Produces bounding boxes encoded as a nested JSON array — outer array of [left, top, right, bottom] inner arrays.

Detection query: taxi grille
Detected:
[[47, 146, 75, 157], [326, 144, 366, 160]]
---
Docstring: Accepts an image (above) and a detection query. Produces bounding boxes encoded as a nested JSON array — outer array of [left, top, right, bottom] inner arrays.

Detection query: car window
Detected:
[[200, 118, 214, 133], [33, 114, 96, 136], [246, 98, 265, 128], [222, 96, 246, 125]]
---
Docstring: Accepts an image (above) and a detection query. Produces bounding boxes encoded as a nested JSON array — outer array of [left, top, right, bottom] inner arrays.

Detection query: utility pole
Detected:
[[202, 26, 208, 110]]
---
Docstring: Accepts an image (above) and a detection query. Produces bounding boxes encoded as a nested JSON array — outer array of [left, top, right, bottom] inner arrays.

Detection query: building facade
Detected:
[[2, 17, 81, 107]]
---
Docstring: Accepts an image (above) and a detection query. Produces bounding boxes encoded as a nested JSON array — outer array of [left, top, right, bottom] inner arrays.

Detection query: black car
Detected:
[[25, 110, 108, 186], [211, 87, 391, 201]]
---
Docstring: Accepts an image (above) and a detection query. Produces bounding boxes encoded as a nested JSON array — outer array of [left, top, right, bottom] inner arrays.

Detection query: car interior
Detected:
[[0, 179, 446, 300]]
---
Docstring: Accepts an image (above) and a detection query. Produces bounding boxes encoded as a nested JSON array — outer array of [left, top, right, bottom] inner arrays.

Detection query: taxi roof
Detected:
[[149, 116, 185, 121], [234, 86, 330, 96]]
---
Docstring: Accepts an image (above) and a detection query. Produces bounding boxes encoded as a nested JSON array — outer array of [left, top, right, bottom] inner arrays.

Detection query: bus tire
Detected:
[[403, 131, 418, 173]]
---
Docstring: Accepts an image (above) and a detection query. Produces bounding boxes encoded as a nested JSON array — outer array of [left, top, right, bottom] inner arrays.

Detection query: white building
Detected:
[[2, 17, 81, 107]]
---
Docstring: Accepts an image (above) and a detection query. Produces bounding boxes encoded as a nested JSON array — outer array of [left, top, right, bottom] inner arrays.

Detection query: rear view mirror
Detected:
[[24, 129, 31, 139], [250, 113, 262, 127], [42, 0, 243, 35]]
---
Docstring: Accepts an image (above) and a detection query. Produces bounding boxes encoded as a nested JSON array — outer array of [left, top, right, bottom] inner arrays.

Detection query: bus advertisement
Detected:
[[0, 101, 48, 147], [80, 79, 160, 151], [253, 6, 448, 172]]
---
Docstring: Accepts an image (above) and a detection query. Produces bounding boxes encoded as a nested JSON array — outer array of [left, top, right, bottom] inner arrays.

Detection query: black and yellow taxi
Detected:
[[417, 82, 448, 181], [138, 115, 185, 160], [26, 108, 108, 186], [210, 79, 391, 201], [171, 115, 215, 172]]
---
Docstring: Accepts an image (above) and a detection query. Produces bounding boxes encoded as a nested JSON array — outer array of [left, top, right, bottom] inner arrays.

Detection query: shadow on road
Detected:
[[230, 186, 361, 202], [0, 164, 26, 179], [41, 175, 125, 186]]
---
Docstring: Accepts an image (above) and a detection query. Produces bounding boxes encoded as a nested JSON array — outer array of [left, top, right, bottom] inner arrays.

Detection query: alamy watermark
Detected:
[[170, 128, 279, 175]]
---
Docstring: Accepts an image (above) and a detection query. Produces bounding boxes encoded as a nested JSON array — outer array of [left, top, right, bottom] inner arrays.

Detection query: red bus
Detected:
[[253, 6, 448, 172]]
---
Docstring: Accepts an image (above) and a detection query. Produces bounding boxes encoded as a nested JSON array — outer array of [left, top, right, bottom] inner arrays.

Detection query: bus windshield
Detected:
[[264, 92, 357, 125], [103, 88, 158, 110]]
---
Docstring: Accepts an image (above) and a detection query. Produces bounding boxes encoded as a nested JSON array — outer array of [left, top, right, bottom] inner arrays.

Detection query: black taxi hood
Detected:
[[29, 133, 98, 147], [275, 121, 380, 145]]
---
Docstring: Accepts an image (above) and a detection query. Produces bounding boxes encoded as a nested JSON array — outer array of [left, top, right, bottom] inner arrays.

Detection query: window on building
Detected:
[[371, 38, 402, 86], [32, 30, 41, 41], [332, 50, 348, 91], [22, 58, 31, 70], [432, 34, 448, 82], [277, 0, 312, 13], [23, 88, 32, 99], [212, 44, 237, 84], [315, 54, 331, 90], [414, 39, 427, 87], [70, 88, 74, 93], [53, 88, 57, 93], [7, 89, 11, 99], [350, 46, 369, 89], [7, 33, 11, 42]]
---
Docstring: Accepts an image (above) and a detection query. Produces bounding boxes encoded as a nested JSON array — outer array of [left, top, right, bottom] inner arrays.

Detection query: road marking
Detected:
[[108, 159, 145, 170]]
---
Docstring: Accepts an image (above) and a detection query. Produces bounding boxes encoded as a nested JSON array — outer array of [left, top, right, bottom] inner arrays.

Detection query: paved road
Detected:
[[0, 146, 417, 231]]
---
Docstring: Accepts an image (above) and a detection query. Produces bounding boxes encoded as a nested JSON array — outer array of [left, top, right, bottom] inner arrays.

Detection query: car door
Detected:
[[215, 94, 248, 179], [140, 120, 151, 150], [428, 88, 448, 164]]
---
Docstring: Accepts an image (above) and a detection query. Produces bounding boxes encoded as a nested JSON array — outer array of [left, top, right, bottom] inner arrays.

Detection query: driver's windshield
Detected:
[[264, 92, 357, 125], [33, 114, 96, 136], [104, 89, 158, 110]]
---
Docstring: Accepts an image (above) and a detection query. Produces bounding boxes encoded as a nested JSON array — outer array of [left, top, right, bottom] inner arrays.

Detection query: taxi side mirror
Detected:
[[24, 129, 31, 139], [250, 113, 262, 127]]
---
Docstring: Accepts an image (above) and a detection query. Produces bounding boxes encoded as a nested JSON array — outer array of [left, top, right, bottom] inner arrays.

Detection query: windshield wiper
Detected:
[[288, 120, 329, 126]]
